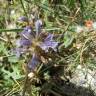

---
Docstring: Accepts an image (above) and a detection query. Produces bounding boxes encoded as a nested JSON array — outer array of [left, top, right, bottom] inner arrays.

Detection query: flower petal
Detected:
[[44, 33, 53, 41], [35, 19, 42, 36], [28, 53, 39, 70], [20, 39, 32, 46], [16, 38, 32, 47], [40, 34, 58, 52], [21, 26, 34, 39], [18, 16, 28, 22], [40, 41, 58, 52]]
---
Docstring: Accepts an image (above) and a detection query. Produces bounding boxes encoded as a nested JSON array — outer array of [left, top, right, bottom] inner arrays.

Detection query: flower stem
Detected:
[[22, 70, 28, 96]]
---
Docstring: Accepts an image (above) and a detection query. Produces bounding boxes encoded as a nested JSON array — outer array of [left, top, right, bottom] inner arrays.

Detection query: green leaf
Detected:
[[0, 28, 60, 32], [0, 28, 23, 32], [2, 65, 24, 80], [64, 32, 74, 48], [8, 56, 19, 63], [0, 42, 8, 55]]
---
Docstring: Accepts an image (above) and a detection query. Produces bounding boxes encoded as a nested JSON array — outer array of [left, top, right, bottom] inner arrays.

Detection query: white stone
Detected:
[[92, 22, 96, 29], [75, 26, 83, 33]]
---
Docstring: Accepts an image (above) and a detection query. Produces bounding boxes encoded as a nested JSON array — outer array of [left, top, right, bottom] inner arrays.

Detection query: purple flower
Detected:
[[28, 53, 39, 70], [35, 19, 42, 36], [40, 34, 58, 52], [21, 26, 34, 39], [15, 19, 58, 71], [18, 16, 28, 22]]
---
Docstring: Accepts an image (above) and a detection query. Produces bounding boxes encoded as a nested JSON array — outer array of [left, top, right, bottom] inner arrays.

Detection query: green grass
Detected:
[[0, 0, 96, 96]]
